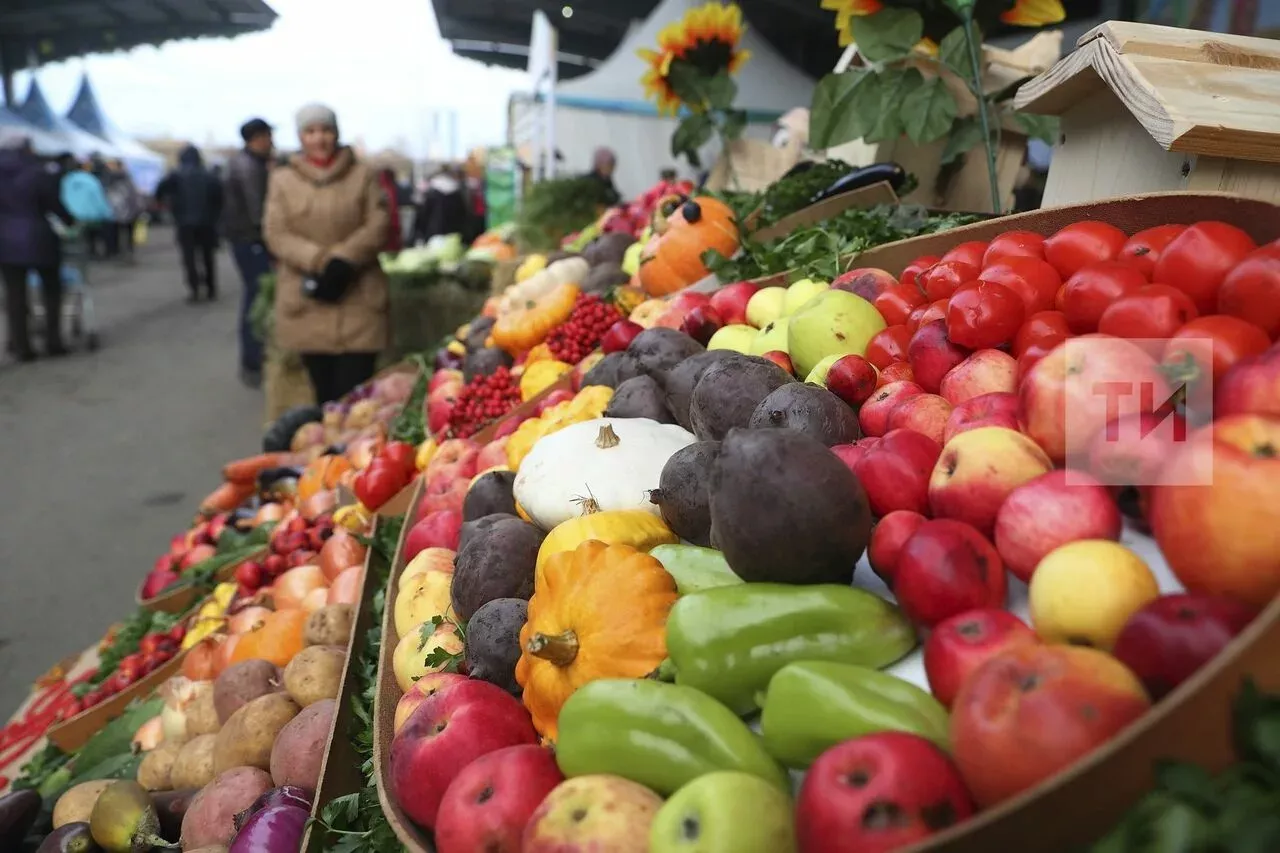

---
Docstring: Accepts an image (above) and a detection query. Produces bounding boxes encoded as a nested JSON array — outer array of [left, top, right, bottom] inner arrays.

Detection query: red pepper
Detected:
[[353, 461, 410, 511], [381, 441, 418, 474]]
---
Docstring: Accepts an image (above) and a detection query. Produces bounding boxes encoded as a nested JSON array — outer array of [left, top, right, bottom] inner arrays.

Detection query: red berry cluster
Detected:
[[545, 294, 623, 364], [447, 366, 522, 438]]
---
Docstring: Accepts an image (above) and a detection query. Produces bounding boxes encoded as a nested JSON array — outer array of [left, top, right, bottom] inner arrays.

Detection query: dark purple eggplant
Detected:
[[233, 786, 313, 832], [150, 788, 199, 842], [0, 788, 40, 848], [228, 804, 309, 853], [36, 822, 102, 853], [809, 162, 907, 204]]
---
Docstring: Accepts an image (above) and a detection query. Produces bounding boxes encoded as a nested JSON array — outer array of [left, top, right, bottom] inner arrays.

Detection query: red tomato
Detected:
[[1152, 221, 1257, 314], [1059, 261, 1147, 334], [1218, 244, 1280, 339], [901, 255, 941, 291], [866, 325, 912, 368], [1043, 221, 1127, 279], [1116, 224, 1186, 278], [919, 261, 979, 302], [978, 256, 1062, 315], [940, 241, 989, 268], [381, 441, 417, 473], [983, 230, 1046, 265], [905, 303, 930, 334], [1013, 310, 1070, 358], [946, 281, 1026, 349], [1162, 315, 1271, 388], [917, 299, 950, 330], [874, 282, 927, 326], [877, 361, 915, 387], [1097, 283, 1199, 355]]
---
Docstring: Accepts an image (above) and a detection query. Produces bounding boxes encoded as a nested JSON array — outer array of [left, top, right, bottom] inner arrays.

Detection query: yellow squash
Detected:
[[536, 498, 677, 577], [520, 359, 573, 401]]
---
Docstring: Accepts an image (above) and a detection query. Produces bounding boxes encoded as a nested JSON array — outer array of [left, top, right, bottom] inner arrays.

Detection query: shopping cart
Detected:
[[27, 218, 99, 351]]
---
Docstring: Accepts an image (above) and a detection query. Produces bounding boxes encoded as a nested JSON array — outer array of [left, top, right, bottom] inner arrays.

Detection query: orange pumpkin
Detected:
[[232, 609, 308, 668], [638, 197, 739, 297], [492, 283, 581, 354], [297, 455, 352, 502]]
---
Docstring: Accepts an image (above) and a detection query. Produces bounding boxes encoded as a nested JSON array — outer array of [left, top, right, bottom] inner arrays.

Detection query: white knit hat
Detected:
[[296, 103, 339, 136]]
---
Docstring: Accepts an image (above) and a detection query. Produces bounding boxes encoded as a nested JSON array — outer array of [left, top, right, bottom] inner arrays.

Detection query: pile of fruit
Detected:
[[544, 294, 623, 364], [70, 623, 187, 718], [349, 440, 418, 513], [372, 214, 1280, 853], [443, 367, 524, 440]]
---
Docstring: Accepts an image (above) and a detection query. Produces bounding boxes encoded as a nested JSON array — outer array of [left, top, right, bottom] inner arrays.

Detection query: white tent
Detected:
[[15, 79, 124, 162], [0, 106, 73, 156], [64, 74, 166, 195], [512, 0, 815, 199]]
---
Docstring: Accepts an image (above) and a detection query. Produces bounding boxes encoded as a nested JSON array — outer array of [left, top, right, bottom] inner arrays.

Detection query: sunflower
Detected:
[[820, 0, 1065, 49], [638, 1, 752, 116]]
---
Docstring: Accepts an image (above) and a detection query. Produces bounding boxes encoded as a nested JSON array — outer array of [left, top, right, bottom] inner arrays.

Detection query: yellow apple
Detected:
[[394, 570, 455, 637], [707, 324, 757, 353], [746, 288, 787, 329], [398, 547, 455, 593], [928, 427, 1054, 536], [1030, 540, 1160, 650], [392, 620, 464, 693], [749, 321, 789, 356], [783, 278, 830, 316]]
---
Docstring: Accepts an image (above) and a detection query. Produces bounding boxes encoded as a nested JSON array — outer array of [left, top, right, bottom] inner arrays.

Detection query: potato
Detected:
[[283, 645, 346, 707], [213, 693, 299, 774], [53, 779, 114, 828], [213, 659, 283, 725], [171, 734, 218, 790], [270, 698, 336, 789], [179, 766, 272, 849], [137, 741, 183, 791], [305, 604, 354, 647], [186, 685, 222, 736]]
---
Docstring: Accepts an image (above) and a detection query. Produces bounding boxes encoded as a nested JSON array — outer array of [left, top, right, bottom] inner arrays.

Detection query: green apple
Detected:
[[622, 241, 643, 277], [650, 771, 797, 853], [804, 354, 843, 387], [787, 289, 887, 377], [749, 321, 789, 356], [745, 288, 787, 329], [782, 278, 830, 317], [707, 324, 757, 353]]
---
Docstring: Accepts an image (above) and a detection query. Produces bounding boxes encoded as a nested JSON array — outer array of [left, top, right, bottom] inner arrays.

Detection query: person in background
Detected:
[[0, 137, 75, 360], [585, 147, 621, 206], [412, 165, 467, 246], [156, 145, 223, 302], [377, 167, 403, 253], [103, 159, 144, 262], [462, 154, 487, 244], [264, 104, 390, 404], [659, 167, 678, 182], [223, 117, 276, 389]]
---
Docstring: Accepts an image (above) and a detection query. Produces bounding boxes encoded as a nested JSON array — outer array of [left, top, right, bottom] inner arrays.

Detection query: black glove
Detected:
[[303, 258, 357, 303]]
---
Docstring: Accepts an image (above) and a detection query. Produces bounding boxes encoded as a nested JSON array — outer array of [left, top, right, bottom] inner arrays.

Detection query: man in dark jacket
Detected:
[[156, 144, 224, 303], [584, 147, 621, 206], [0, 136, 75, 360], [222, 118, 274, 387], [411, 166, 468, 246]]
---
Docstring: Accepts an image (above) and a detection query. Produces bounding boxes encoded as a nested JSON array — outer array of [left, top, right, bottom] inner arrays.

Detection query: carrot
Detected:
[[221, 452, 295, 485], [199, 481, 257, 516]]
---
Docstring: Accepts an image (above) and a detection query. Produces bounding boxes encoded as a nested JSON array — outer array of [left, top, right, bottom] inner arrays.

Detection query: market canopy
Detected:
[[14, 77, 124, 160], [65, 73, 167, 193], [0, 104, 70, 154]]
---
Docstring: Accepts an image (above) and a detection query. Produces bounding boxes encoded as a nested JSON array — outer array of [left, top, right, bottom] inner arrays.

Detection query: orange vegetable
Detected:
[[213, 634, 240, 677], [182, 639, 220, 681], [328, 564, 364, 606], [199, 481, 256, 516], [297, 454, 353, 502], [301, 587, 329, 612], [227, 606, 273, 636], [231, 609, 308, 668], [638, 196, 739, 297], [319, 530, 368, 582], [222, 452, 295, 485], [272, 565, 328, 610]]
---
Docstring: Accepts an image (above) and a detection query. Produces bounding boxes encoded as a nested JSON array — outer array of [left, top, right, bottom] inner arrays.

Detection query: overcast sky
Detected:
[[12, 0, 528, 158]]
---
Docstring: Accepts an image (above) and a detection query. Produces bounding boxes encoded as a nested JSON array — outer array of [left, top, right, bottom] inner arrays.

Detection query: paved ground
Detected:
[[0, 230, 264, 716]]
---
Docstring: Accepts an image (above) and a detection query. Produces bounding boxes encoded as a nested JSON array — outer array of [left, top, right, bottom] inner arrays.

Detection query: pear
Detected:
[[787, 289, 886, 377], [782, 278, 829, 316], [650, 771, 797, 853], [89, 781, 169, 852]]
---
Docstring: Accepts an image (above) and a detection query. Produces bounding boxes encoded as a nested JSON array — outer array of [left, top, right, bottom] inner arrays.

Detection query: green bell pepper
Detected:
[[555, 679, 790, 795], [665, 583, 916, 715], [760, 661, 950, 769], [650, 544, 742, 595]]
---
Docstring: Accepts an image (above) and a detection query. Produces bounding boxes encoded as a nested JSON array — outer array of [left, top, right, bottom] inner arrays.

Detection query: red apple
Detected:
[[428, 397, 458, 436], [601, 320, 644, 354], [858, 381, 925, 438], [667, 291, 712, 314], [853, 429, 941, 517], [709, 281, 761, 325], [395, 672, 469, 734], [1111, 593, 1259, 700], [830, 436, 880, 473], [929, 427, 1054, 537], [796, 732, 973, 853], [1019, 334, 1172, 466], [993, 470, 1124, 583], [831, 267, 897, 302], [389, 678, 539, 829], [886, 393, 952, 445], [1214, 346, 1280, 419], [1085, 410, 1189, 523], [826, 354, 879, 407], [923, 609, 1039, 708], [475, 437, 510, 472], [680, 305, 724, 345], [419, 475, 469, 517], [944, 391, 1020, 444], [950, 644, 1151, 807], [426, 438, 480, 483], [180, 543, 217, 571], [876, 361, 915, 388], [908, 320, 970, 394], [434, 744, 565, 853], [893, 519, 1007, 627], [867, 510, 926, 586], [404, 510, 463, 560], [168, 532, 187, 558], [141, 568, 180, 600], [939, 349, 1017, 405], [760, 350, 795, 375], [430, 368, 464, 392], [492, 413, 530, 439]]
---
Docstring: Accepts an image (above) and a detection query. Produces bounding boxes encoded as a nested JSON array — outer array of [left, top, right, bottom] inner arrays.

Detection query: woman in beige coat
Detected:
[[264, 104, 390, 403]]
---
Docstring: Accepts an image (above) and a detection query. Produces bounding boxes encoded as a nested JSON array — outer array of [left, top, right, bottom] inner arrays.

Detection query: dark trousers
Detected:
[[231, 241, 271, 374], [103, 222, 120, 257], [86, 226, 106, 259], [177, 225, 217, 297], [119, 221, 136, 256], [302, 352, 379, 404], [1, 264, 62, 356]]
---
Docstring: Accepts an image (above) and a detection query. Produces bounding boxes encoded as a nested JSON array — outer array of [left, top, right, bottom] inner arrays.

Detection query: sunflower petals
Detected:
[[1000, 0, 1066, 26]]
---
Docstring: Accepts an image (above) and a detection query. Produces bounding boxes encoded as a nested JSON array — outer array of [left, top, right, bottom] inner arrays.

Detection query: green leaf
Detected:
[[941, 0, 976, 16], [848, 8, 924, 63], [1013, 112, 1061, 145], [720, 109, 747, 142], [72, 697, 164, 774], [940, 116, 986, 165], [809, 69, 881, 149], [899, 76, 958, 144], [866, 67, 924, 144], [703, 73, 738, 111], [672, 113, 715, 167], [938, 25, 977, 82]]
